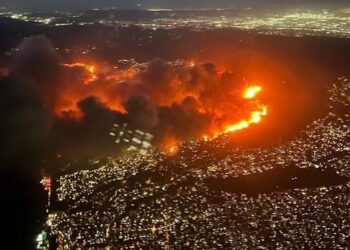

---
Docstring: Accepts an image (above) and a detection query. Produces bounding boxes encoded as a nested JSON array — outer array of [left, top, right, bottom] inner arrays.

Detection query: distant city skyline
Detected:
[[1, 0, 350, 11]]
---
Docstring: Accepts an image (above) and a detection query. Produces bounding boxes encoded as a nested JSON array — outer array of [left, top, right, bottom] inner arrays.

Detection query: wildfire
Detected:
[[55, 60, 268, 155], [224, 85, 267, 133], [163, 85, 267, 155], [167, 144, 179, 155], [61, 63, 97, 85], [243, 85, 262, 99], [224, 105, 267, 133]]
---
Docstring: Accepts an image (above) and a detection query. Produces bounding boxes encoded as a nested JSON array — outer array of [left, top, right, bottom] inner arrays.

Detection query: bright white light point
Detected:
[[243, 86, 262, 99]]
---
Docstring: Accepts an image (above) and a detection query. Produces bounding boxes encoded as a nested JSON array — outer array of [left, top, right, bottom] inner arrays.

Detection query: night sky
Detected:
[[1, 0, 350, 11]]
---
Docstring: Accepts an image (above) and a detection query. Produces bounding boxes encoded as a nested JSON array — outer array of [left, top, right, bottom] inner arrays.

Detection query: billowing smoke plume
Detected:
[[124, 95, 159, 130], [11, 35, 64, 108], [0, 76, 52, 166], [1, 35, 264, 160]]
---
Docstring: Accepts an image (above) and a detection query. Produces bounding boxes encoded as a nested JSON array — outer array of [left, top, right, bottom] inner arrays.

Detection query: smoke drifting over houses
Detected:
[[1, 35, 269, 162]]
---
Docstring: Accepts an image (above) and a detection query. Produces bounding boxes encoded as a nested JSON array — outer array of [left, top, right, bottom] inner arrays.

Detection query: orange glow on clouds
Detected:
[[54, 60, 268, 153]]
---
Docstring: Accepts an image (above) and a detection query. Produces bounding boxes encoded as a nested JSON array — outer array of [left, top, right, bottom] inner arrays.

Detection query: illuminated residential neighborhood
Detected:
[[45, 77, 350, 249]]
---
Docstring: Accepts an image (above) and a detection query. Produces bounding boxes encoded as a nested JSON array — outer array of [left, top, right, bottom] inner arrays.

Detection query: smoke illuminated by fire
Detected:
[[49, 58, 268, 151], [162, 85, 267, 154], [5, 34, 330, 159]]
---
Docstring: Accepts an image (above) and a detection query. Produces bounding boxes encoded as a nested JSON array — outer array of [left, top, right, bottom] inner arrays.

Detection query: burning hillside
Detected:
[[3, 35, 270, 157]]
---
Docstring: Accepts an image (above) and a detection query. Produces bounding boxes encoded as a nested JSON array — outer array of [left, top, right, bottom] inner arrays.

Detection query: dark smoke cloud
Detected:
[[1, 35, 100, 164], [124, 94, 159, 130], [10, 35, 93, 112], [11, 35, 65, 108], [113, 58, 246, 116], [0, 76, 52, 166], [12, 35, 60, 82], [155, 100, 212, 145], [106, 58, 250, 145], [51, 96, 125, 160], [112, 59, 213, 105], [2, 35, 253, 161]]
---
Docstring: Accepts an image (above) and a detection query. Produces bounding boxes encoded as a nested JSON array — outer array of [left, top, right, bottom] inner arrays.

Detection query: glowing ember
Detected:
[[169, 146, 178, 154], [165, 143, 180, 155], [61, 63, 97, 85], [243, 85, 262, 99], [203, 135, 210, 141]]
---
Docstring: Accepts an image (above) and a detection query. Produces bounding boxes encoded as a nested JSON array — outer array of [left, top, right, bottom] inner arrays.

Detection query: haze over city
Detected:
[[2, 0, 350, 11]]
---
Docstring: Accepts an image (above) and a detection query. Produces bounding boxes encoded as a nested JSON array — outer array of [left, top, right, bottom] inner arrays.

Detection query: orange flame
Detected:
[[57, 61, 268, 153], [200, 85, 267, 140], [224, 105, 267, 133], [224, 85, 267, 133], [168, 145, 179, 155], [243, 85, 262, 99], [164, 85, 267, 154], [61, 63, 97, 85]]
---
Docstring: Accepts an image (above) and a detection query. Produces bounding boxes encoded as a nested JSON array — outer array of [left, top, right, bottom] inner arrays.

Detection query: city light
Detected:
[[47, 77, 350, 249], [3, 5, 350, 250]]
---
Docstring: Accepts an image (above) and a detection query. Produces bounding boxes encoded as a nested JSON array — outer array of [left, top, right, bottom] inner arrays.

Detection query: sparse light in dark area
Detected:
[[1, 1, 350, 249]]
